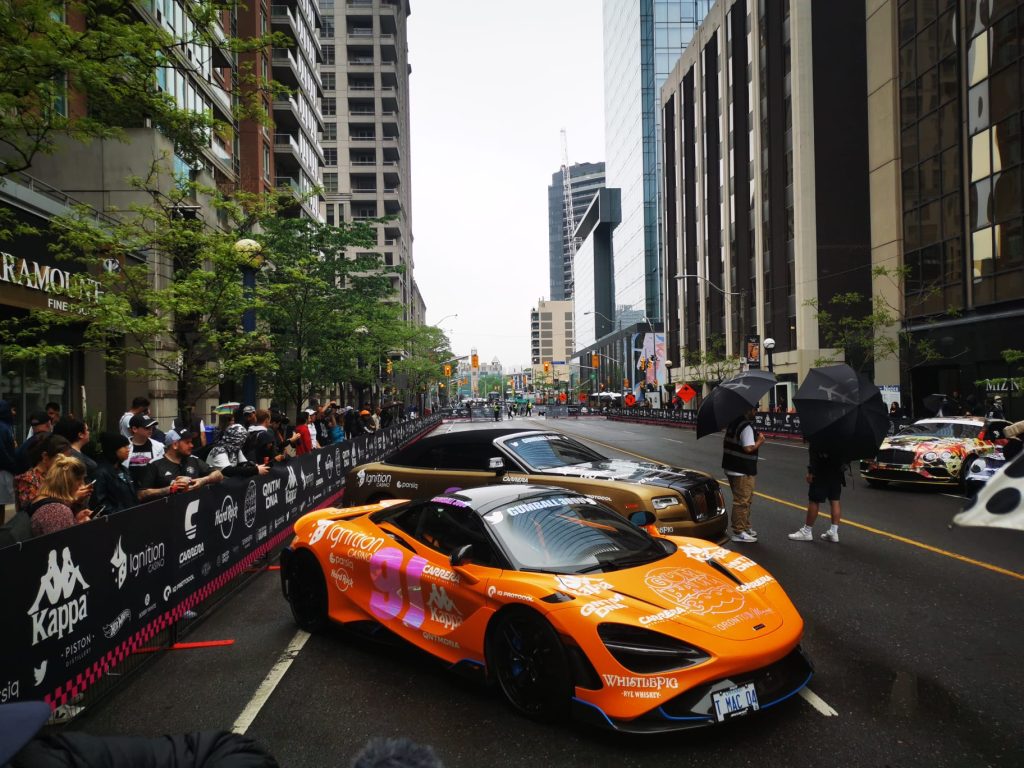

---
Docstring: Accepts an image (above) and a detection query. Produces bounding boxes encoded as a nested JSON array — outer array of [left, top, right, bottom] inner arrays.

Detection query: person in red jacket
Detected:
[[289, 411, 313, 456]]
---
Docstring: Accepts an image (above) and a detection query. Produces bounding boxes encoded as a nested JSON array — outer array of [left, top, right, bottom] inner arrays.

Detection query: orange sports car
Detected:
[[280, 485, 811, 732]]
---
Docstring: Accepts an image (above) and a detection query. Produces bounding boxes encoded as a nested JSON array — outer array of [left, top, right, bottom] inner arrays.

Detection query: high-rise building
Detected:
[[548, 162, 605, 300], [531, 299, 575, 386], [319, 0, 416, 319], [867, 0, 1024, 418], [238, 0, 324, 220], [602, 1, 713, 325], [661, 0, 871, 406]]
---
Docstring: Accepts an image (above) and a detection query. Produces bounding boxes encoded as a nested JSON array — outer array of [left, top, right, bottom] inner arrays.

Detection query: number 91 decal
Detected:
[[369, 546, 427, 628]]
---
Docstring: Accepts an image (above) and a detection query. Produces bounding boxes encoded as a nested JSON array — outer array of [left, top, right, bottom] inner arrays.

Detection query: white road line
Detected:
[[799, 687, 839, 717], [666, 438, 684, 444], [232, 629, 310, 734]]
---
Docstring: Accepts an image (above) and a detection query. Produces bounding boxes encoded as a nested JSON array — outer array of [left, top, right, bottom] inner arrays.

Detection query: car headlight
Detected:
[[923, 451, 937, 461], [941, 450, 952, 460], [597, 623, 710, 674], [970, 459, 986, 474], [652, 495, 681, 510]]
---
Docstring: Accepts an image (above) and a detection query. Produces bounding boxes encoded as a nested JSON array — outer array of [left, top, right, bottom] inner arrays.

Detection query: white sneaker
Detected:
[[788, 528, 813, 541], [729, 530, 758, 543], [821, 529, 839, 543], [747, 529, 758, 538]]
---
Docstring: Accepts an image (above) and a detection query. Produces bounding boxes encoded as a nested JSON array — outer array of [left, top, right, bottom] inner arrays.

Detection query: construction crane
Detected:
[[560, 128, 578, 298]]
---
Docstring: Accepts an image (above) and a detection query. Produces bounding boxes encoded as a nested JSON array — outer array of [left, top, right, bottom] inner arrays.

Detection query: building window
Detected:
[[321, 97, 336, 116], [323, 148, 337, 165], [263, 143, 271, 181], [323, 122, 336, 141], [321, 14, 334, 37], [326, 203, 335, 226], [322, 72, 335, 91], [323, 173, 338, 193], [322, 45, 335, 65]]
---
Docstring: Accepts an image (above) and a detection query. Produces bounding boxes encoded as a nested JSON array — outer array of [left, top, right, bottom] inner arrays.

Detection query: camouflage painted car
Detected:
[[860, 417, 1010, 490], [344, 428, 727, 540]]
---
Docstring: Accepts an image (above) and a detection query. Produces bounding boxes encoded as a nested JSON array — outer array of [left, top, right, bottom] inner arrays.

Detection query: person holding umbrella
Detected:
[[722, 406, 766, 543], [788, 442, 845, 542]]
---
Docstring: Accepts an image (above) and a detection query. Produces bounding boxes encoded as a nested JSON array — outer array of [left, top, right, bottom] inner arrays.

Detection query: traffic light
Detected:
[[623, 377, 629, 388], [444, 364, 452, 377], [471, 354, 479, 369], [591, 354, 600, 368], [386, 359, 393, 375], [543, 361, 550, 373]]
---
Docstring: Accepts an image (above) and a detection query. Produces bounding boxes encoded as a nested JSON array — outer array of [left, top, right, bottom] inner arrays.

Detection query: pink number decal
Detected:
[[369, 547, 405, 621], [402, 556, 427, 628]]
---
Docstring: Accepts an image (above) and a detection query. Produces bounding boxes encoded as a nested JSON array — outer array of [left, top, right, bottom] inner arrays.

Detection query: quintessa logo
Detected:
[[28, 548, 90, 646]]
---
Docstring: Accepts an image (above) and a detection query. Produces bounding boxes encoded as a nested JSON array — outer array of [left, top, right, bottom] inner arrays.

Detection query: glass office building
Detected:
[[602, 1, 713, 325]]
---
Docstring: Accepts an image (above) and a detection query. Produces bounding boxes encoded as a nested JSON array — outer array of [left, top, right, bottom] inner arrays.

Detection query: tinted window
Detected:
[[898, 421, 983, 439], [391, 441, 495, 470], [375, 501, 500, 566], [503, 434, 604, 470]]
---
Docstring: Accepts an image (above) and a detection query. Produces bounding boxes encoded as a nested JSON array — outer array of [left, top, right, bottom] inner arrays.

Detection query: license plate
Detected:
[[712, 682, 760, 722]]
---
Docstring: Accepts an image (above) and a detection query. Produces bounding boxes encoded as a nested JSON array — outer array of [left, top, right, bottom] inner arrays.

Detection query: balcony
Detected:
[[270, 5, 299, 38], [351, 134, 376, 142], [271, 48, 301, 87], [275, 176, 301, 199], [272, 95, 300, 128], [274, 132, 301, 157], [348, 57, 375, 67]]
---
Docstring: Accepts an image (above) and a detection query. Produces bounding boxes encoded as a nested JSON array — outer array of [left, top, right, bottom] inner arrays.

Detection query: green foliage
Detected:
[[683, 334, 741, 387], [0, 0, 290, 175], [254, 215, 399, 414], [392, 324, 452, 401]]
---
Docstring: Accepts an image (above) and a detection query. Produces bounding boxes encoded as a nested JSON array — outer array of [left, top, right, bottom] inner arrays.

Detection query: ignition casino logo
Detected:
[[28, 547, 90, 646]]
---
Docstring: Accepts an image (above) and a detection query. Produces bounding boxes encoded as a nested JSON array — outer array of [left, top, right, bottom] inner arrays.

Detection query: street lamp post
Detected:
[[763, 337, 776, 412], [234, 238, 264, 408], [673, 273, 746, 364]]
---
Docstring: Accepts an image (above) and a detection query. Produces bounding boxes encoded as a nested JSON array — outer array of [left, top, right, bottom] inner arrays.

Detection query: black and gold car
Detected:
[[344, 428, 727, 540]]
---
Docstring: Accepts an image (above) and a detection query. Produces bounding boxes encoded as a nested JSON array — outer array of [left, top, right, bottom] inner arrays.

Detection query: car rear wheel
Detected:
[[285, 549, 328, 632], [487, 608, 571, 720]]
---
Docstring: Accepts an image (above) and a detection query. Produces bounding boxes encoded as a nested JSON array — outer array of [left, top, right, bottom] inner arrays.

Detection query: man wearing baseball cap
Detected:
[[124, 413, 164, 486], [137, 428, 221, 501]]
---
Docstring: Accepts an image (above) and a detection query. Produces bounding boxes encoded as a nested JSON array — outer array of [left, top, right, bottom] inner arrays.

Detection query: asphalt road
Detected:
[[68, 415, 1024, 768]]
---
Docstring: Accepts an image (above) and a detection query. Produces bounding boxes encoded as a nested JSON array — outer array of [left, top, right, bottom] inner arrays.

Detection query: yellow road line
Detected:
[[579, 431, 1024, 583]]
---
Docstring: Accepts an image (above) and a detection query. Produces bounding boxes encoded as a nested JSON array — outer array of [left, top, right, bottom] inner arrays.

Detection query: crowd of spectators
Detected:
[[0, 395, 414, 546]]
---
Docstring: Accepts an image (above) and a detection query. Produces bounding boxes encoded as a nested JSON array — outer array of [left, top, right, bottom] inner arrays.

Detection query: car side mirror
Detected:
[[629, 510, 657, 527], [450, 543, 473, 567], [488, 456, 506, 474]]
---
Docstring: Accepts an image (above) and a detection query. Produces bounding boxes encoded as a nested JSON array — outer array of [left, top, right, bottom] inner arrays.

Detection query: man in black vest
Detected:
[[722, 407, 765, 543]]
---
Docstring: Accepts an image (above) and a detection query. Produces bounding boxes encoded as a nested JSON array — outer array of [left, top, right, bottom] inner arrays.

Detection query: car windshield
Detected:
[[897, 421, 981, 439], [501, 433, 605, 470], [484, 494, 667, 574]]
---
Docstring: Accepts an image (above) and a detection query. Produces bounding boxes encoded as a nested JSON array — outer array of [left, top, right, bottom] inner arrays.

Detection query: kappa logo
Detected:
[[215, 495, 239, 540], [28, 548, 90, 646], [110, 537, 128, 589], [426, 584, 463, 630], [33, 660, 47, 686], [102, 609, 131, 639], [285, 466, 298, 504], [244, 480, 258, 528], [184, 499, 201, 540]]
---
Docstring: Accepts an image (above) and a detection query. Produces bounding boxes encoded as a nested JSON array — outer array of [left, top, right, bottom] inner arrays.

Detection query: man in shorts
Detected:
[[788, 444, 846, 542]]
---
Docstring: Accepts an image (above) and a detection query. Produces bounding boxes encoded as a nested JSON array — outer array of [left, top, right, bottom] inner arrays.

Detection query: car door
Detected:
[[371, 500, 497, 663]]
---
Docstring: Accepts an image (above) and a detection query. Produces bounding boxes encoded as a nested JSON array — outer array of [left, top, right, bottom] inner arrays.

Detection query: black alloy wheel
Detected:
[[286, 549, 328, 632], [488, 608, 571, 720]]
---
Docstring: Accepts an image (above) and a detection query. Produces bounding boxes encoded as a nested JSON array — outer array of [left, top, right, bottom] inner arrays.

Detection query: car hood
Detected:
[[539, 459, 712, 490], [539, 544, 790, 642]]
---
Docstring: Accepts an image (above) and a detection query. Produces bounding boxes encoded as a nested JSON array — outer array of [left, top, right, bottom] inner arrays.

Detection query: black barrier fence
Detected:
[[603, 408, 916, 440], [0, 414, 440, 712]]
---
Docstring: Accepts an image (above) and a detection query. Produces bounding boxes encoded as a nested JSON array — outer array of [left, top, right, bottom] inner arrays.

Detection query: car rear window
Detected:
[[503, 435, 603, 470]]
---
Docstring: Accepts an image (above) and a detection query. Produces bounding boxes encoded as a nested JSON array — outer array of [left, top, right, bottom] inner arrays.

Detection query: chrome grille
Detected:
[[876, 448, 916, 465]]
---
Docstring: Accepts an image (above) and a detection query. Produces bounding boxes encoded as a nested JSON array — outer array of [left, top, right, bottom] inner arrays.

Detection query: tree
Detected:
[[0, 0, 286, 176], [391, 324, 452, 409], [254, 215, 397, 415], [682, 334, 742, 404]]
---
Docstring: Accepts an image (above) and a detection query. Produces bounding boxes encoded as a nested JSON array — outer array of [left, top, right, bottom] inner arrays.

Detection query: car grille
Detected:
[[683, 483, 724, 522], [875, 448, 916, 465]]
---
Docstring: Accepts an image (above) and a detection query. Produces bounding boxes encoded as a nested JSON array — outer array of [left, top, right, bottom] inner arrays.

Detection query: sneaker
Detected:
[[729, 530, 758, 543], [788, 528, 813, 541], [181, 609, 198, 620], [747, 529, 758, 538], [48, 703, 84, 724], [821, 529, 839, 543]]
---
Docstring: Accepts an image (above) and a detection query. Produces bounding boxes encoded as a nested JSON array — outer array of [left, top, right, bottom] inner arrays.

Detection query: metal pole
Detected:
[[241, 264, 257, 407]]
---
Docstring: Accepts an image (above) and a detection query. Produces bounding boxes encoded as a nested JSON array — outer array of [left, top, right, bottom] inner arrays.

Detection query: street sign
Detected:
[[677, 383, 697, 403], [624, 393, 636, 406], [578, 393, 587, 403]]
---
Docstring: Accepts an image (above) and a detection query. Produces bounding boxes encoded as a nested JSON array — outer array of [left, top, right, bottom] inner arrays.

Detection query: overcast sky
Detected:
[[408, 1, 605, 370]]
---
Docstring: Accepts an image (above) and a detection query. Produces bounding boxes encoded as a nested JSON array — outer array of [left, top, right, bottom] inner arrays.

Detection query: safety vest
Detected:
[[722, 418, 759, 476]]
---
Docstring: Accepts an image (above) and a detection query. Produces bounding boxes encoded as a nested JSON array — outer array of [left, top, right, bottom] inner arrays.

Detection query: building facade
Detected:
[[318, 0, 417, 319], [868, 0, 1024, 419], [660, 0, 872, 407], [548, 161, 605, 300], [602, 0, 713, 326], [530, 299, 575, 393]]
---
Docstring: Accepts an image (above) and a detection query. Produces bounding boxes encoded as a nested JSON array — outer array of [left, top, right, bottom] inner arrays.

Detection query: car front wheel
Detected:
[[285, 549, 328, 632], [487, 608, 571, 720]]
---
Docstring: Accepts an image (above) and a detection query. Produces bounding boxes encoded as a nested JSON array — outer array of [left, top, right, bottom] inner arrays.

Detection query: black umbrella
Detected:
[[793, 364, 890, 460], [696, 369, 777, 439]]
